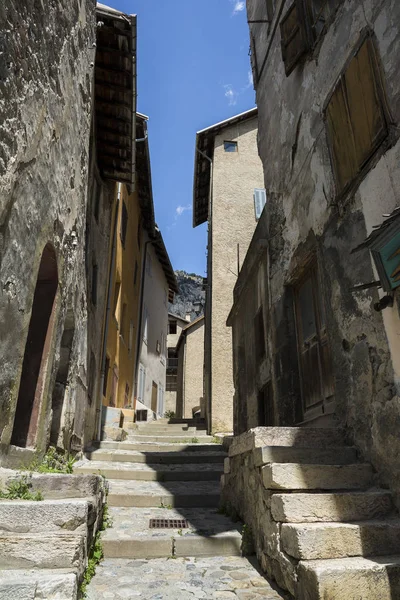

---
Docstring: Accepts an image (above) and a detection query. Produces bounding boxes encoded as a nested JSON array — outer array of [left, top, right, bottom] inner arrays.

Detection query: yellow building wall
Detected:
[[103, 183, 143, 408]]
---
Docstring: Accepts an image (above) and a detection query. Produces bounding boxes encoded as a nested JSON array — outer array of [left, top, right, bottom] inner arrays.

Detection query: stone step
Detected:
[[0, 499, 89, 533], [229, 427, 346, 457], [136, 425, 198, 432], [75, 460, 223, 482], [86, 449, 225, 464], [271, 490, 393, 523], [281, 519, 400, 560], [126, 435, 215, 443], [262, 463, 373, 490], [0, 532, 86, 572], [297, 555, 400, 600], [107, 479, 220, 508], [0, 568, 77, 600], [94, 441, 225, 452], [253, 445, 358, 466], [102, 506, 242, 559], [0, 469, 105, 500]]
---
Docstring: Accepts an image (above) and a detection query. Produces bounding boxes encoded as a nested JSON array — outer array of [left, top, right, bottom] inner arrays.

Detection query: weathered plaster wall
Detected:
[[182, 319, 204, 418], [247, 0, 400, 504], [0, 0, 96, 459], [210, 117, 264, 432], [138, 237, 169, 417]]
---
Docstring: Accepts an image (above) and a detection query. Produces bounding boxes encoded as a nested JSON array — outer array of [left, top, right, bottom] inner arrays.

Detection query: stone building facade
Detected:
[[0, 0, 138, 462], [193, 109, 265, 433], [229, 0, 400, 505]]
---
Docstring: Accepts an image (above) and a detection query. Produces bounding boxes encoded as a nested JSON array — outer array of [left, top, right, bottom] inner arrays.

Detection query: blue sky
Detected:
[[105, 0, 256, 276]]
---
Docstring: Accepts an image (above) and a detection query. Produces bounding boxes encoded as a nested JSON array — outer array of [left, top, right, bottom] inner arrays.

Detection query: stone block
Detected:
[[101, 407, 123, 428], [253, 445, 358, 467], [281, 519, 400, 560], [101, 426, 127, 441], [297, 555, 400, 600], [224, 457, 231, 474], [0, 570, 77, 600], [262, 463, 373, 490], [229, 427, 345, 457], [0, 499, 89, 533], [271, 491, 392, 523], [174, 534, 242, 557]]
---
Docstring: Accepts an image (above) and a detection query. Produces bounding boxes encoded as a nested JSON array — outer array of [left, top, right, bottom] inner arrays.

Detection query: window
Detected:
[[120, 201, 128, 248], [167, 348, 178, 371], [280, 2, 308, 76], [113, 278, 121, 323], [166, 373, 178, 392], [134, 260, 138, 285], [143, 305, 148, 343], [103, 356, 110, 396], [91, 264, 98, 306], [325, 37, 388, 194], [128, 320, 134, 353], [254, 307, 266, 364], [280, 0, 342, 76], [120, 302, 127, 341], [224, 141, 238, 152], [168, 319, 177, 335], [254, 188, 267, 220]]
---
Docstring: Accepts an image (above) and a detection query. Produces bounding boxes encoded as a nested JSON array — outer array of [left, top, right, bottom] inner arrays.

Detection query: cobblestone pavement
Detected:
[[86, 556, 289, 600]]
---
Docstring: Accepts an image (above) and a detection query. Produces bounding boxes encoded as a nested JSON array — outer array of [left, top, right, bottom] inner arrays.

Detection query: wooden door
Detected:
[[151, 381, 158, 413], [294, 265, 335, 422]]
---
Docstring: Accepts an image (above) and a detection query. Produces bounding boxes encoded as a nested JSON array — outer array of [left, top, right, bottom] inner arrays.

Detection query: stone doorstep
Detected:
[[95, 441, 225, 452], [262, 463, 374, 491], [0, 499, 89, 533], [0, 569, 77, 600], [281, 519, 400, 560], [74, 461, 223, 482], [229, 427, 346, 458], [270, 490, 393, 523], [85, 449, 225, 464], [252, 445, 358, 467], [0, 531, 86, 572], [297, 555, 400, 600]]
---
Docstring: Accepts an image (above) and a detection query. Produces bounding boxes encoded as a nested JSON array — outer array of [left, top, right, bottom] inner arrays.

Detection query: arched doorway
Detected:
[[50, 309, 75, 449], [11, 244, 58, 448]]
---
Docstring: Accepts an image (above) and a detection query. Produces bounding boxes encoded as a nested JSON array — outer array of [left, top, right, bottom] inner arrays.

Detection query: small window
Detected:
[[120, 201, 128, 248], [280, 2, 308, 76], [120, 302, 127, 340], [113, 279, 121, 323], [254, 188, 267, 220], [325, 37, 388, 194], [224, 141, 238, 152], [254, 307, 266, 364], [134, 260, 138, 285], [91, 264, 98, 306], [103, 356, 110, 397], [166, 373, 178, 391], [168, 320, 177, 335]]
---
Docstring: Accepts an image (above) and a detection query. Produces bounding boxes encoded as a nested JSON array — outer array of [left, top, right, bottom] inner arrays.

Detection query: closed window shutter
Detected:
[[344, 37, 387, 168], [254, 188, 267, 220], [280, 2, 308, 76]]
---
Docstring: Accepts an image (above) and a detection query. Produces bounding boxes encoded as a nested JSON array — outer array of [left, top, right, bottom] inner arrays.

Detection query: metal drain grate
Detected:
[[149, 518, 188, 529]]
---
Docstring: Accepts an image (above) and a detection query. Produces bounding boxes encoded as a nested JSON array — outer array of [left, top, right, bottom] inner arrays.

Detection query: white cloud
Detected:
[[232, 1, 245, 15], [176, 204, 192, 216], [224, 84, 238, 106]]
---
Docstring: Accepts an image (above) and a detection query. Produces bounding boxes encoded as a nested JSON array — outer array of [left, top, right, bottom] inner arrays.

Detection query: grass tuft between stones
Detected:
[[79, 501, 112, 598], [0, 474, 43, 501], [28, 446, 77, 474]]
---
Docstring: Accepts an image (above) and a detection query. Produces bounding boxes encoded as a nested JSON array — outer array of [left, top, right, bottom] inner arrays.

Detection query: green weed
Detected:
[[29, 446, 76, 474], [164, 410, 176, 419], [79, 532, 104, 598], [0, 475, 43, 501]]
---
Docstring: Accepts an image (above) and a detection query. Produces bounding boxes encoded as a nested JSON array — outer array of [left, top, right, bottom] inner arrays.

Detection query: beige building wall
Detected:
[[183, 319, 204, 418], [165, 314, 187, 414], [210, 116, 264, 432]]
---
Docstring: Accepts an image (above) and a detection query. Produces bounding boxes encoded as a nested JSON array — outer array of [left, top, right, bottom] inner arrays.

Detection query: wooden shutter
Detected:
[[254, 188, 267, 220], [344, 37, 387, 168], [280, 2, 308, 76]]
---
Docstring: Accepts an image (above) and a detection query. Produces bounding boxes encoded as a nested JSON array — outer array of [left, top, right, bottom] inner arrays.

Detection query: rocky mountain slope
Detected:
[[169, 270, 205, 321]]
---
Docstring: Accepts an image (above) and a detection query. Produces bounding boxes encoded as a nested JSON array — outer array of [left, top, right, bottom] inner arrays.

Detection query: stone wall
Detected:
[[0, 0, 96, 459], [246, 0, 400, 507]]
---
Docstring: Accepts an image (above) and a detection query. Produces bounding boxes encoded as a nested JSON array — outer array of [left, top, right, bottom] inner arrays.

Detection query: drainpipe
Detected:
[[96, 183, 121, 440], [196, 148, 213, 433]]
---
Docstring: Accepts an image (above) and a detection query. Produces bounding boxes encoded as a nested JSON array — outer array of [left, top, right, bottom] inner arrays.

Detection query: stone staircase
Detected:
[[0, 470, 105, 599], [80, 418, 289, 599], [223, 426, 400, 599]]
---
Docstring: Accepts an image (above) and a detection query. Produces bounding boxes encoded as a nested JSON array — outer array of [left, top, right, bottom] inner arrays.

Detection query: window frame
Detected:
[[324, 33, 390, 201], [168, 320, 177, 335], [223, 140, 238, 153]]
